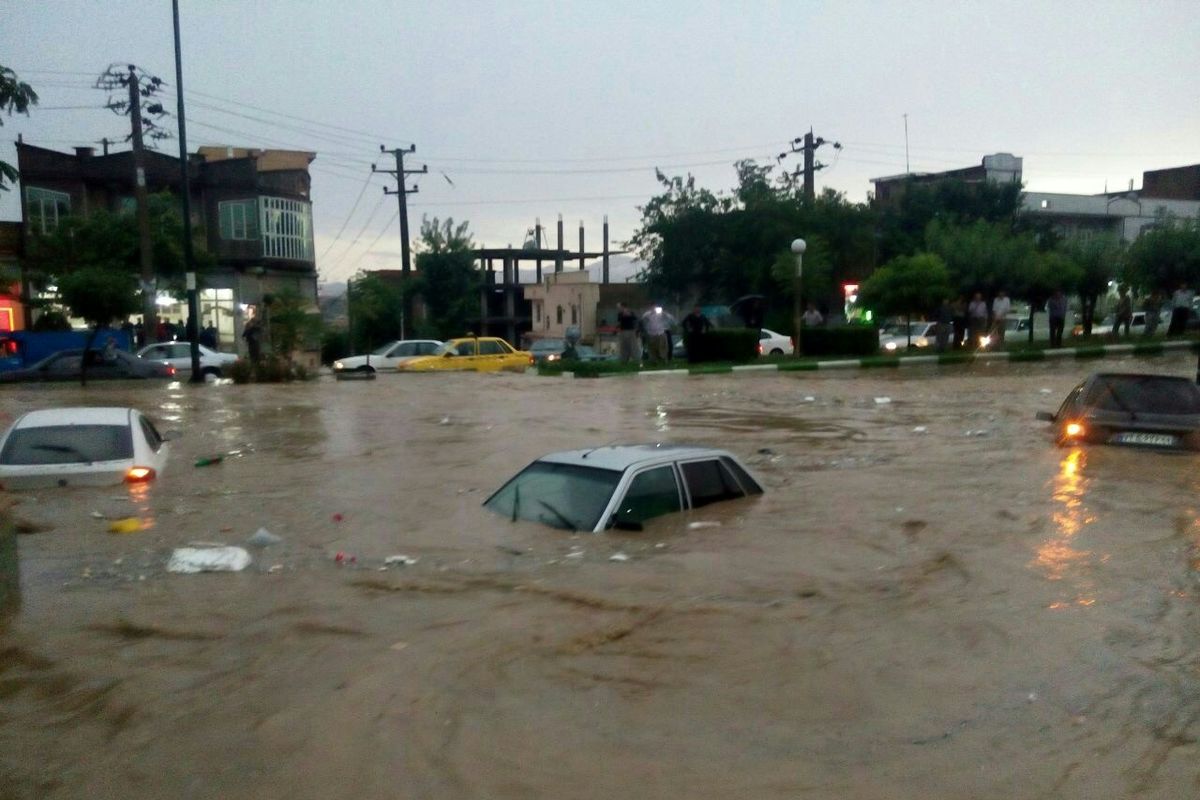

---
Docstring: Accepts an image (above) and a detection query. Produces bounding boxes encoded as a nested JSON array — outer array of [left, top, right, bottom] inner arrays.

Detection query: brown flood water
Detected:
[[2, 354, 1199, 799]]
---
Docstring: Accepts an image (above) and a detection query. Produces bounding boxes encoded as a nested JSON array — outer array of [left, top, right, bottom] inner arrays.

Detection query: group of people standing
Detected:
[[933, 290, 1015, 351], [614, 302, 724, 365]]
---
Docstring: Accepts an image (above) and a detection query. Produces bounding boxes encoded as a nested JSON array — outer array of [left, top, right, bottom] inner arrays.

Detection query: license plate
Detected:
[[1110, 432, 1178, 447]]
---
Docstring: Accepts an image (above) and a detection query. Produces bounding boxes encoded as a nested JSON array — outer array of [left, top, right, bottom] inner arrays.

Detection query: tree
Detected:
[[1123, 216, 1200, 294], [264, 287, 321, 359], [1012, 251, 1082, 342], [925, 219, 1038, 296], [858, 253, 952, 348], [413, 216, 478, 339], [56, 267, 140, 385], [1060, 234, 1123, 336], [876, 178, 1024, 265], [0, 65, 38, 192], [347, 272, 403, 352]]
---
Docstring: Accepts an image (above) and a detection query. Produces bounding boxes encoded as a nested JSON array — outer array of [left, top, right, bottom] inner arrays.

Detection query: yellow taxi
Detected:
[[396, 336, 533, 373]]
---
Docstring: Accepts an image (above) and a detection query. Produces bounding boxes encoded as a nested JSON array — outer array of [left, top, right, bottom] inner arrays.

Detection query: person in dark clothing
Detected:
[[1047, 288, 1068, 348], [616, 302, 639, 364], [242, 316, 263, 363], [200, 323, 218, 349], [935, 297, 954, 353], [681, 306, 713, 361]]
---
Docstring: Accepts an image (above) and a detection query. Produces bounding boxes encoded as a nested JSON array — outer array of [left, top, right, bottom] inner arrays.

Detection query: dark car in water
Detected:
[[1036, 373, 1200, 450], [0, 349, 176, 383]]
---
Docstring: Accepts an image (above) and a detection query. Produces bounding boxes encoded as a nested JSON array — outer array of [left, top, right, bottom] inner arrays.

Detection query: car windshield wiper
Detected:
[[31, 443, 94, 464], [537, 499, 577, 531]]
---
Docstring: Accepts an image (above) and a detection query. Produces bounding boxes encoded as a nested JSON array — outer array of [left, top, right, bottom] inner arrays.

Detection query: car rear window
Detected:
[[1083, 376, 1200, 415], [0, 424, 134, 465]]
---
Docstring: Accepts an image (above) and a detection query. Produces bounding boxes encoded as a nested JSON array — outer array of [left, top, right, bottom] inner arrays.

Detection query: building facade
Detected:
[[14, 142, 318, 351], [872, 153, 1023, 205]]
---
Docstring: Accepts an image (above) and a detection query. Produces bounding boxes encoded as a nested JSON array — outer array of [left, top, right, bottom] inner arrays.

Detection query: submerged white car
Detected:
[[879, 321, 940, 352], [0, 407, 170, 489], [483, 444, 764, 532], [333, 339, 443, 373], [137, 342, 238, 377]]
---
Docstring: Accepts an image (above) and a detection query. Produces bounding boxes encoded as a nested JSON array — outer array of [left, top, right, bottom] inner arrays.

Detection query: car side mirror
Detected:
[[1035, 411, 1056, 422]]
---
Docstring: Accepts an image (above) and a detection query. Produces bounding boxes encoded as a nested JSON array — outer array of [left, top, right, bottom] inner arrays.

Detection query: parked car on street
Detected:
[[484, 444, 764, 532], [397, 337, 533, 373], [333, 339, 443, 374], [0, 406, 171, 489], [1096, 310, 1170, 337], [1036, 372, 1200, 451], [0, 349, 176, 383], [530, 339, 615, 365], [757, 328, 794, 356], [879, 321, 940, 352], [137, 342, 239, 377]]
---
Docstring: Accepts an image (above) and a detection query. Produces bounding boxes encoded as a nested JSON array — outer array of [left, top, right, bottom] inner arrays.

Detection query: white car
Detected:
[[0, 407, 170, 489], [758, 328, 794, 356], [484, 444, 764, 532], [137, 342, 238, 377], [334, 339, 443, 373], [879, 321, 940, 352]]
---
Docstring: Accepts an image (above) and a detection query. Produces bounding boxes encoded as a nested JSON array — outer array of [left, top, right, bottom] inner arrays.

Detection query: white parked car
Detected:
[[758, 328, 794, 356], [0, 407, 170, 489], [137, 342, 238, 377], [334, 339, 443, 373], [879, 321, 940, 352]]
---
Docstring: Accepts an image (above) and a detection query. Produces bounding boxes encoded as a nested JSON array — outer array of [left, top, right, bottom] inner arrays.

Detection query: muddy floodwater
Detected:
[[3, 354, 1200, 799]]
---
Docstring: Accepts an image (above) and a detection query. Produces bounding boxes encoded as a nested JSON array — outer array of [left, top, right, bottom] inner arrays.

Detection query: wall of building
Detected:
[[1023, 192, 1200, 242]]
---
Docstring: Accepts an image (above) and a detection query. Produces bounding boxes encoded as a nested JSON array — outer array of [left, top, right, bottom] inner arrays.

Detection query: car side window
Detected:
[[456, 341, 477, 356], [395, 343, 417, 357], [171, 344, 190, 358], [680, 459, 746, 508], [615, 466, 681, 524], [419, 342, 438, 355], [478, 340, 504, 356], [720, 457, 763, 495]]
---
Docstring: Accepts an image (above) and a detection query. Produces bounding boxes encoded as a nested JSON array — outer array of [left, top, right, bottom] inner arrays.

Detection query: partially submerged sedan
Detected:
[[484, 444, 764, 532], [1036, 373, 1200, 451], [0, 407, 170, 489]]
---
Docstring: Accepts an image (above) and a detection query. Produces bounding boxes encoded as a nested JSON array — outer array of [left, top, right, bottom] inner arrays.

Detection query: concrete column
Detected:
[[602, 215, 610, 284], [579, 221, 585, 270], [555, 214, 563, 273]]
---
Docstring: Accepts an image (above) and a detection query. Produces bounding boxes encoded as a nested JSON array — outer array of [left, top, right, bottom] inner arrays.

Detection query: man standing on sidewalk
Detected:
[[640, 304, 676, 365], [991, 290, 1012, 345], [616, 302, 640, 364]]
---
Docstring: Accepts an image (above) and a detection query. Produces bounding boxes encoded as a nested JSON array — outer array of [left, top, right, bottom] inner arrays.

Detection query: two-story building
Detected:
[[14, 141, 318, 350]]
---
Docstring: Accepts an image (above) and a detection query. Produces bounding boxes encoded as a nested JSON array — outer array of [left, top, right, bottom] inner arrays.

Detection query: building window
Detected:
[[219, 199, 259, 241], [260, 196, 314, 262], [556, 305, 563, 324], [25, 187, 70, 234], [571, 305, 578, 325], [535, 302, 541, 322]]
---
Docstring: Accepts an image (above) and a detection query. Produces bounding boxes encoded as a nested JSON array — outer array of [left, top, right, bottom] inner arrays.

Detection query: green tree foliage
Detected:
[[1060, 234, 1124, 335], [56, 266, 140, 386], [0, 65, 38, 191], [858, 253, 952, 341], [265, 288, 321, 358], [876, 178, 1023, 264], [631, 164, 874, 316], [347, 272, 403, 351], [925, 219, 1038, 296], [413, 216, 478, 339], [1123, 216, 1200, 293]]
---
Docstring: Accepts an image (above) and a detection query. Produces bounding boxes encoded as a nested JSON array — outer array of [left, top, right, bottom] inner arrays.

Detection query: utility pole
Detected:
[[374, 144, 426, 332], [128, 66, 158, 344], [96, 63, 169, 344], [173, 0, 202, 380], [780, 130, 841, 202]]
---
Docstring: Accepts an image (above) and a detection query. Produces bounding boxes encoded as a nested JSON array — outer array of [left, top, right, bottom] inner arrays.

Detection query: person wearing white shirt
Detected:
[[991, 290, 1012, 344]]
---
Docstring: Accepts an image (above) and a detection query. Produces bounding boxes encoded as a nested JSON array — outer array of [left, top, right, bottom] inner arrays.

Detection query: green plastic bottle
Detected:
[[194, 455, 224, 467]]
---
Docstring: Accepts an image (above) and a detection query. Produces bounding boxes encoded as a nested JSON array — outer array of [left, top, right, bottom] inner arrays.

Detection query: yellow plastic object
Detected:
[[107, 517, 143, 534]]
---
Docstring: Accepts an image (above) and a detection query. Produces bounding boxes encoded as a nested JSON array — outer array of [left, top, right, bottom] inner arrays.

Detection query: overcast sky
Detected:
[[3, 0, 1198, 285]]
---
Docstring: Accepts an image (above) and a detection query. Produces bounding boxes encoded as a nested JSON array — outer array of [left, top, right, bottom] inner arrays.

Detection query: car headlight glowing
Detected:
[[980, 335, 992, 348], [884, 342, 898, 351], [547, 354, 559, 361], [334, 361, 344, 370], [1065, 422, 1085, 438]]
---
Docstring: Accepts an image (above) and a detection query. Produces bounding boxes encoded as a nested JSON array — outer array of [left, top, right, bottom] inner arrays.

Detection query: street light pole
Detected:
[[791, 238, 806, 358]]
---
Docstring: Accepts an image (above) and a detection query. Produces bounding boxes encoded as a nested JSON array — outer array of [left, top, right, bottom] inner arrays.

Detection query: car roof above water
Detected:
[[536, 444, 741, 472], [13, 407, 134, 429]]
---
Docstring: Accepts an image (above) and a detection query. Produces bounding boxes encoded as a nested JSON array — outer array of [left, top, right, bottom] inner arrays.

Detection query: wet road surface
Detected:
[[2, 354, 1199, 799]]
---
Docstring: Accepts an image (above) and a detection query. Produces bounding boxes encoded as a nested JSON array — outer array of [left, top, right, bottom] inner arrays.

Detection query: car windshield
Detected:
[[484, 461, 623, 531], [0, 424, 134, 465], [1083, 376, 1200, 415]]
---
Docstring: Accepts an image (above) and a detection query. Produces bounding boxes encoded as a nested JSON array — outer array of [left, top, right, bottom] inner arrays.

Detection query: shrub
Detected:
[[321, 329, 350, 365], [685, 330, 759, 363], [228, 358, 254, 384], [800, 325, 879, 357], [228, 355, 310, 383]]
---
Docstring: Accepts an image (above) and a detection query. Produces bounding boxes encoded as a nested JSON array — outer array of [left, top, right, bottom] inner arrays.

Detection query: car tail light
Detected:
[[758, 343, 764, 355], [125, 466, 156, 482], [166, 365, 177, 376], [529, 355, 535, 364], [1064, 422, 1085, 439]]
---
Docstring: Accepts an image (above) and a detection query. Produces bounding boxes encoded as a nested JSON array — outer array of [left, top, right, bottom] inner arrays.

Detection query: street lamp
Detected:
[[791, 238, 806, 358]]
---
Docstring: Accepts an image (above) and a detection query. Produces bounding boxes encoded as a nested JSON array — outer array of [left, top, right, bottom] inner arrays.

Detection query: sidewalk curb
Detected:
[[552, 340, 1200, 379]]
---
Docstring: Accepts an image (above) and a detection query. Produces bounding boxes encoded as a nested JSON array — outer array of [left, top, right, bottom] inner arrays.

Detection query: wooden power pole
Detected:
[[375, 145, 426, 335]]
